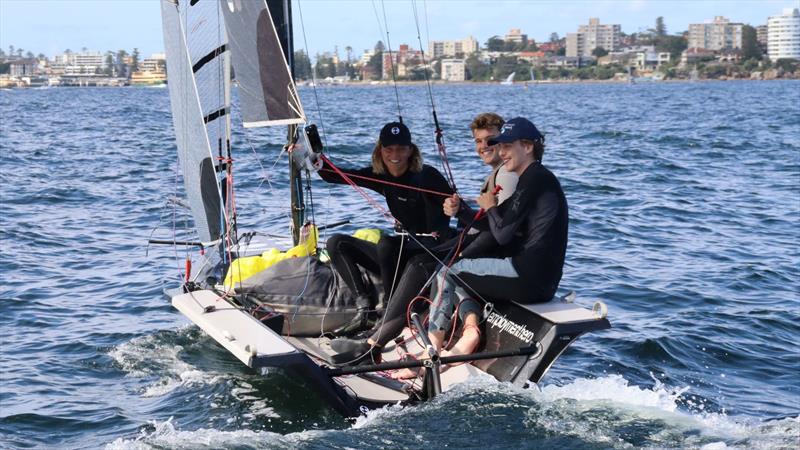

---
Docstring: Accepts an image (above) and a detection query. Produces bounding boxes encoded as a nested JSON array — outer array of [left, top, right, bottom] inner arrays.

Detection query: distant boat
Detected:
[[500, 72, 515, 85]]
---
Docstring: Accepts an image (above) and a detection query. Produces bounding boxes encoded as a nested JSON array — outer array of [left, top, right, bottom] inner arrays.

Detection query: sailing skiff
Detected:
[[156, 0, 610, 417]]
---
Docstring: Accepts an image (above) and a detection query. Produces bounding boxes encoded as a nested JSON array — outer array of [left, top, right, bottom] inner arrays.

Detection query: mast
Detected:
[[267, 0, 303, 245]]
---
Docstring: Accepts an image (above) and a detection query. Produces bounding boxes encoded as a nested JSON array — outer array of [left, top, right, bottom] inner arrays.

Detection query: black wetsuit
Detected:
[[458, 161, 569, 303], [319, 160, 454, 305]]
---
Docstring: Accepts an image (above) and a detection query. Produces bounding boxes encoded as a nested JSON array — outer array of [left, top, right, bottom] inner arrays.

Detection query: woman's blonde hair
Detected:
[[371, 141, 423, 174]]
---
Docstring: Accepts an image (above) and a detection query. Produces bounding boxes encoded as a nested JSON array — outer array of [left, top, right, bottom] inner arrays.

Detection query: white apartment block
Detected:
[[428, 36, 479, 58], [51, 50, 105, 74], [440, 59, 465, 81], [504, 28, 527, 43], [566, 18, 620, 57], [767, 8, 800, 60], [688, 16, 743, 51], [140, 53, 167, 73]]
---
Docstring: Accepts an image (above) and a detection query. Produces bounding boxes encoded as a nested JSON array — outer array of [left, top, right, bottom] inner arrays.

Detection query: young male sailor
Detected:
[[443, 112, 518, 228], [329, 113, 524, 365], [315, 122, 454, 336], [393, 117, 568, 377]]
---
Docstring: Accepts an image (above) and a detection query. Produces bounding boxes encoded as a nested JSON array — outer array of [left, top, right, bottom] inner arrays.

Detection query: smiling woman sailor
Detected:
[[315, 122, 455, 336]]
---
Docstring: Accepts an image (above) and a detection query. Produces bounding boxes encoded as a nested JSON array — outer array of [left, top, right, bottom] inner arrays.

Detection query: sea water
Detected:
[[1, 81, 798, 449]]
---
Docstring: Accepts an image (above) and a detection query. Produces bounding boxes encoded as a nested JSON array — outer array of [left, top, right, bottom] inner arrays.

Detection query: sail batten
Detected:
[[221, 0, 305, 128]]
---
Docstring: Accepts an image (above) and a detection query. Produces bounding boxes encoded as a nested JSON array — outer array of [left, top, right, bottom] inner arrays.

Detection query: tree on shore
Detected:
[[741, 25, 762, 61], [465, 53, 490, 80], [293, 50, 312, 80], [656, 17, 667, 37], [367, 42, 383, 80], [486, 36, 504, 51], [105, 51, 115, 76], [131, 48, 140, 72], [116, 50, 128, 77], [592, 47, 609, 57], [655, 35, 687, 60], [549, 32, 559, 43]]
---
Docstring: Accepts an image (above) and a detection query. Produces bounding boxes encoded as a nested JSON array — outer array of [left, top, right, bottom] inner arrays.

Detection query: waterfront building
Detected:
[[9, 58, 38, 77], [140, 53, 166, 74], [51, 50, 106, 76], [382, 44, 423, 79], [544, 56, 587, 69], [634, 51, 671, 71], [440, 59, 465, 81], [756, 24, 769, 49], [537, 42, 562, 53], [688, 16, 743, 51], [358, 49, 374, 65], [504, 29, 528, 44], [517, 51, 546, 64], [767, 8, 800, 61], [566, 18, 621, 57], [680, 48, 717, 66], [428, 36, 478, 58]]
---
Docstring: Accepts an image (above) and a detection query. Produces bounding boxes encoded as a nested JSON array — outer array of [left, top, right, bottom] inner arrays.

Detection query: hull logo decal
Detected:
[[486, 312, 535, 344]]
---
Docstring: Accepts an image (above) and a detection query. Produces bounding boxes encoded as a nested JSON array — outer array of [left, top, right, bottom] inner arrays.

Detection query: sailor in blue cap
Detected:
[[394, 117, 569, 377]]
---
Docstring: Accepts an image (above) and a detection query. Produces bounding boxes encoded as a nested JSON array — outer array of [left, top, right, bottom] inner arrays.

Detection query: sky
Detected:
[[0, 0, 795, 59]]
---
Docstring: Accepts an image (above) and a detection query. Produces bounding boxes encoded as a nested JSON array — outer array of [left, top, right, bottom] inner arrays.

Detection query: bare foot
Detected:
[[391, 366, 421, 380], [441, 326, 481, 363]]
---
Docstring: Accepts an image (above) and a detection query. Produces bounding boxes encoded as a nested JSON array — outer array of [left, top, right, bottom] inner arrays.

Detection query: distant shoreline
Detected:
[[3, 77, 796, 91]]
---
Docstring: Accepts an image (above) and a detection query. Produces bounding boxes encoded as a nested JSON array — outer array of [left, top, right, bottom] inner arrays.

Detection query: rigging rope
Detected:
[[410, 0, 457, 193], [372, 0, 403, 122], [317, 167, 452, 198]]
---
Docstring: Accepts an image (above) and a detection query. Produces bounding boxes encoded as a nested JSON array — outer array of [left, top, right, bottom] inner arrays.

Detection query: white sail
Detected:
[[161, 0, 231, 244], [501, 72, 515, 85], [221, 0, 305, 128]]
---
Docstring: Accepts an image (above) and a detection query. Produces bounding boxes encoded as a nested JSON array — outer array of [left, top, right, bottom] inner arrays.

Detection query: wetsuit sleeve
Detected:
[[523, 190, 560, 248], [318, 158, 384, 194], [421, 167, 455, 235], [487, 190, 559, 246], [455, 201, 479, 229]]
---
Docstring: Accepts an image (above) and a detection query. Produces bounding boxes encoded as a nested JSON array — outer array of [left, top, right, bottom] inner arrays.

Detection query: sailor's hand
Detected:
[[476, 191, 497, 210], [305, 152, 323, 171], [443, 194, 461, 217]]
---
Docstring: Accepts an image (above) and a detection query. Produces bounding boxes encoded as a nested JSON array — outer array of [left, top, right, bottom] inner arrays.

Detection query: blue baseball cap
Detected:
[[488, 117, 543, 145]]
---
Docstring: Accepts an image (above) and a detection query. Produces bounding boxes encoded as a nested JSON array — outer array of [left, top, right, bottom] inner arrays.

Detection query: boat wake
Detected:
[[105, 373, 800, 449], [109, 325, 226, 397]]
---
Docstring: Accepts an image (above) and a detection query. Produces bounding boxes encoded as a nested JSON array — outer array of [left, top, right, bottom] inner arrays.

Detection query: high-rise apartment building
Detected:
[[428, 36, 479, 59], [756, 25, 769, 49], [688, 16, 743, 50], [767, 8, 800, 60], [566, 18, 620, 57]]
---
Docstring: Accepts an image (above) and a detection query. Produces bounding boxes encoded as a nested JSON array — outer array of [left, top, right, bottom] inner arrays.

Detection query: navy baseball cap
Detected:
[[379, 122, 412, 146], [488, 117, 543, 145]]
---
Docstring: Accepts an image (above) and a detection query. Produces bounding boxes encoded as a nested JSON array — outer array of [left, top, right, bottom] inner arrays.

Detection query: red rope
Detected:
[[317, 167, 452, 198], [319, 154, 398, 226], [435, 130, 458, 192]]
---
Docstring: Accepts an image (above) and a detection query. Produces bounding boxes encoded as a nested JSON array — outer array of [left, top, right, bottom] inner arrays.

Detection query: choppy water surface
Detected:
[[1, 81, 798, 449]]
